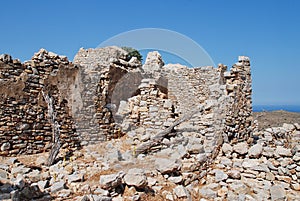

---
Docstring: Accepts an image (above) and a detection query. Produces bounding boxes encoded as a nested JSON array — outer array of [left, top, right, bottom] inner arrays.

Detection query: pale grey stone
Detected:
[[168, 176, 183, 184], [278, 167, 288, 175], [266, 161, 278, 171], [263, 147, 274, 157], [67, 173, 84, 183], [142, 51, 164, 73], [14, 176, 25, 189], [275, 146, 292, 157], [229, 182, 248, 194], [91, 195, 112, 201], [280, 158, 293, 167], [270, 185, 286, 201], [186, 144, 204, 154], [250, 164, 270, 172], [0, 169, 7, 179], [199, 187, 217, 199], [11, 166, 31, 175], [0, 164, 9, 171], [242, 159, 259, 168], [282, 123, 295, 132], [233, 142, 248, 155], [222, 143, 233, 155], [196, 153, 208, 163], [94, 188, 110, 196], [155, 158, 181, 174], [57, 189, 71, 198], [292, 144, 300, 154], [220, 156, 232, 166], [293, 153, 300, 162], [248, 144, 263, 158], [1, 142, 11, 151], [215, 170, 228, 182], [173, 185, 189, 198], [123, 168, 147, 188], [99, 172, 124, 190], [37, 180, 49, 191], [35, 156, 47, 166], [116, 100, 130, 115], [50, 181, 66, 193], [146, 177, 157, 187]]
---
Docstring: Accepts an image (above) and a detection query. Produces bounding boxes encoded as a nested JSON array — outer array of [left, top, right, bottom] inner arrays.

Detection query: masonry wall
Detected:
[[0, 50, 80, 156], [0, 47, 253, 156]]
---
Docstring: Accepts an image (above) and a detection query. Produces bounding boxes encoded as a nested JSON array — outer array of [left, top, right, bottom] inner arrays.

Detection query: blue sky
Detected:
[[0, 0, 299, 106]]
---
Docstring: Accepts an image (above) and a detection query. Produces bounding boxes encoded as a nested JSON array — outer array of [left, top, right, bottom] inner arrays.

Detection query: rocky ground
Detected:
[[0, 111, 300, 201], [254, 110, 300, 130]]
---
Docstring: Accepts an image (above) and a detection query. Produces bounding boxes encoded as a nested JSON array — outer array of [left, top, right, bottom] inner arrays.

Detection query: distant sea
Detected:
[[253, 105, 300, 113]]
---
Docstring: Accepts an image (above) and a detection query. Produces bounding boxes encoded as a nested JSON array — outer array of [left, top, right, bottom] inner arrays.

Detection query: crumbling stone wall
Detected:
[[224, 56, 253, 141], [0, 46, 253, 156], [0, 50, 80, 156], [73, 47, 142, 143]]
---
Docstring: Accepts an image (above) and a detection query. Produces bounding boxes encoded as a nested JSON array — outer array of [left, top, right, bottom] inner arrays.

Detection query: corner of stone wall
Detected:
[[224, 56, 253, 142]]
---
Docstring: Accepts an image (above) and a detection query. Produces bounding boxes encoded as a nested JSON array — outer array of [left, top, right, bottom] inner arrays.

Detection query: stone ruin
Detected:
[[1, 47, 300, 200], [0, 46, 252, 157]]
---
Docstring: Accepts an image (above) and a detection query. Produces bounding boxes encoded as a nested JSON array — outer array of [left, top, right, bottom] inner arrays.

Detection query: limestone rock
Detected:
[[275, 146, 292, 157], [51, 181, 66, 193], [222, 143, 233, 155], [168, 176, 183, 184], [233, 142, 248, 155], [248, 143, 263, 158], [37, 180, 49, 191], [227, 169, 241, 179], [99, 172, 124, 190], [155, 158, 181, 174], [1, 142, 10, 151], [270, 185, 286, 201], [214, 170, 228, 182], [0, 169, 8, 179], [199, 187, 217, 199], [123, 168, 147, 188], [173, 185, 189, 199]]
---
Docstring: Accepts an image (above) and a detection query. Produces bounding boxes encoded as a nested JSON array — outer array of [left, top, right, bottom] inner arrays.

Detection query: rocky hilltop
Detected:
[[0, 47, 299, 200]]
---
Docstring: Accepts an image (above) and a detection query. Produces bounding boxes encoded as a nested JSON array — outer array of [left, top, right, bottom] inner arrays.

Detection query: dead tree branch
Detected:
[[42, 90, 61, 166], [135, 105, 204, 156]]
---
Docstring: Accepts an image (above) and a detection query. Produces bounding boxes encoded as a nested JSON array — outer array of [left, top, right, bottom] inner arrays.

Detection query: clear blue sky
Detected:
[[0, 0, 299, 106]]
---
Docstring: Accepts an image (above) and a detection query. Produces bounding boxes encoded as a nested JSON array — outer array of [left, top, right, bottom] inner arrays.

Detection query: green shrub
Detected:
[[121, 46, 143, 62]]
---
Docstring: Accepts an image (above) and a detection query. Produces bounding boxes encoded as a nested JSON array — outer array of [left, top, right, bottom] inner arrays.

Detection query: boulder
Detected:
[[173, 185, 189, 199], [214, 170, 228, 182], [222, 143, 233, 155], [233, 142, 248, 155], [275, 146, 292, 157], [248, 144, 263, 158], [199, 187, 217, 199], [270, 185, 286, 201], [155, 158, 181, 174], [123, 168, 147, 188], [99, 172, 124, 190], [51, 181, 66, 193], [227, 169, 241, 179]]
